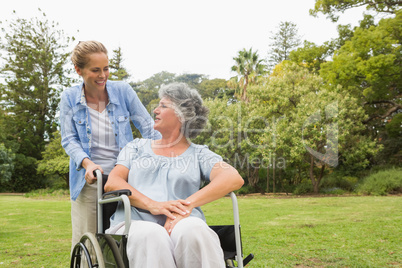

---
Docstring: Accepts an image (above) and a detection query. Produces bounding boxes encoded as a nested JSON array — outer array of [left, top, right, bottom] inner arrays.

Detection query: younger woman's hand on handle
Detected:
[[82, 158, 103, 184]]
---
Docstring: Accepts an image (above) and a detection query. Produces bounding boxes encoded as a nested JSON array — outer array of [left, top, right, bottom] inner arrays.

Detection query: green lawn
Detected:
[[0, 194, 401, 267]]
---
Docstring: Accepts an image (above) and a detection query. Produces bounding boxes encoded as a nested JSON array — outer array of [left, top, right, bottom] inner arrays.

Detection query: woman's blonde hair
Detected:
[[71, 41, 108, 68]]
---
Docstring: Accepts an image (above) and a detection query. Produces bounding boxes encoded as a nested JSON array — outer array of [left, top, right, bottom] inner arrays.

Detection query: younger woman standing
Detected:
[[59, 41, 160, 249]]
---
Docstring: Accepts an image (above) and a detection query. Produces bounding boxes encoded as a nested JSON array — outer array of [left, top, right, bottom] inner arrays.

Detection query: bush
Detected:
[[293, 181, 313, 195], [320, 173, 359, 192], [236, 184, 255, 195], [356, 168, 402, 196], [0, 153, 42, 193], [24, 188, 69, 199]]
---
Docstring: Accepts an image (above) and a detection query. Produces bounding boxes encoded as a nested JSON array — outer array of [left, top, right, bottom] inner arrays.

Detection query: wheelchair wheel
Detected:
[[70, 232, 105, 268]]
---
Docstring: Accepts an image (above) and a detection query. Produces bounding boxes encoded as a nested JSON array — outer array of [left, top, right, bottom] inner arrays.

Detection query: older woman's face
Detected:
[[153, 97, 182, 133]]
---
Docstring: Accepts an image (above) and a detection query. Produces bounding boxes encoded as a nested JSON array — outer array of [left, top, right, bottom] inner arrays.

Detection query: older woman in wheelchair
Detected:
[[103, 82, 244, 268]]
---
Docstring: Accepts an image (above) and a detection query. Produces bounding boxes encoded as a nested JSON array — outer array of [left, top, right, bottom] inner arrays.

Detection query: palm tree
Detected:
[[231, 48, 266, 102]]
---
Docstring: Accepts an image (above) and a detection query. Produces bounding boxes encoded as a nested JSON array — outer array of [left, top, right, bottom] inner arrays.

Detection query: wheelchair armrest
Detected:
[[103, 189, 132, 199]]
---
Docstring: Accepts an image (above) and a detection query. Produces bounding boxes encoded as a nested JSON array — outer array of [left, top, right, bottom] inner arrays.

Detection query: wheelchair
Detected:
[[70, 170, 254, 268]]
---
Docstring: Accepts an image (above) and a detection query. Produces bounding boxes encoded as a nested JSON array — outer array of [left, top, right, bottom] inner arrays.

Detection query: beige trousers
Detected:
[[71, 182, 97, 250]]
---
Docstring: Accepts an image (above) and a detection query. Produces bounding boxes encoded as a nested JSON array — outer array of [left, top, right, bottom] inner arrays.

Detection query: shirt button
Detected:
[[108, 110, 111, 113], [115, 134, 117, 136], [120, 147, 122, 150], [111, 122, 114, 124]]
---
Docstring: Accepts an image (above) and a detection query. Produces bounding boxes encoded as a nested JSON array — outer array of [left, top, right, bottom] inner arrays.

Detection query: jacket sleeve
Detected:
[[59, 91, 89, 170], [124, 84, 162, 140]]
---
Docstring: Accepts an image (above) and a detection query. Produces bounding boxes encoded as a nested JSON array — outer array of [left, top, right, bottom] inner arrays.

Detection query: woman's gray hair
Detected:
[[159, 82, 209, 139]]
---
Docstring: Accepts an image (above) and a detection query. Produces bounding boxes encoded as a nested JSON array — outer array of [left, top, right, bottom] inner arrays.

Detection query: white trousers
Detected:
[[71, 182, 97, 250], [108, 217, 225, 268]]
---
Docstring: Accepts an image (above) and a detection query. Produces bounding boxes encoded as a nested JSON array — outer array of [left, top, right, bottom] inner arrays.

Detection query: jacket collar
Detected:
[[74, 81, 120, 106], [105, 81, 120, 106]]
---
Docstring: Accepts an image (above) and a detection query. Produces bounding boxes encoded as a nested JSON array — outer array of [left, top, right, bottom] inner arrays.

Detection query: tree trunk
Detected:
[[309, 155, 318, 194], [273, 159, 276, 193], [266, 166, 270, 193], [241, 76, 249, 102], [309, 154, 326, 194]]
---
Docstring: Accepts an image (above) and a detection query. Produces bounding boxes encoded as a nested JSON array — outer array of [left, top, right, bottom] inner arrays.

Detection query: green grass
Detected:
[[205, 195, 402, 268], [0, 194, 401, 267], [0, 195, 71, 267]]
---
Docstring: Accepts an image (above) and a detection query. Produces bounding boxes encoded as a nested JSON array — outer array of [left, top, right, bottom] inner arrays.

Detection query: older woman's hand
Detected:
[[148, 199, 191, 220], [163, 204, 193, 235]]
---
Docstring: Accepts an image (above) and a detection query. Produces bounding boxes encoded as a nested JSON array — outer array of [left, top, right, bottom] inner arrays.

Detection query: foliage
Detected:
[[319, 172, 359, 191], [108, 47, 129, 81], [289, 14, 375, 73], [197, 78, 234, 100], [249, 62, 379, 193], [385, 113, 402, 138], [289, 40, 332, 73], [231, 48, 266, 102], [0, 143, 14, 183], [320, 11, 402, 136], [130, 71, 176, 108], [293, 180, 314, 195], [194, 98, 245, 168], [310, 0, 401, 22], [37, 131, 69, 189], [175, 73, 205, 87], [0, 153, 41, 193], [0, 10, 74, 160], [267, 21, 302, 69], [131, 71, 228, 109], [193, 97, 264, 191], [356, 167, 402, 195], [24, 188, 70, 199]]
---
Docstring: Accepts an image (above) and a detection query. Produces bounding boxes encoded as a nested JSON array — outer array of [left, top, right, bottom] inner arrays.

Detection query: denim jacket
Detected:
[[60, 81, 161, 201]]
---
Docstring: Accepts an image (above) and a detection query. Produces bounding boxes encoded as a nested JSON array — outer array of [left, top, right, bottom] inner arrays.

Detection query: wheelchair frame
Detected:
[[70, 169, 253, 268]]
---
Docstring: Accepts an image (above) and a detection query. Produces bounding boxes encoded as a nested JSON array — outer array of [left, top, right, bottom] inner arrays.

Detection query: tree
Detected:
[[131, 72, 210, 109], [289, 40, 332, 73], [0, 143, 14, 184], [319, 11, 402, 134], [310, 0, 401, 22], [249, 62, 379, 193], [131, 71, 176, 110], [37, 131, 69, 188], [231, 48, 266, 102], [289, 15, 375, 73], [193, 97, 264, 189], [175, 73, 205, 88], [197, 78, 234, 100], [267, 21, 302, 69], [109, 47, 130, 81], [0, 10, 74, 159]]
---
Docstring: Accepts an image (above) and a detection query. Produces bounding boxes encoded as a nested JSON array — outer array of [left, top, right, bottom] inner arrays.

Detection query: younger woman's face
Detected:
[[75, 52, 109, 92]]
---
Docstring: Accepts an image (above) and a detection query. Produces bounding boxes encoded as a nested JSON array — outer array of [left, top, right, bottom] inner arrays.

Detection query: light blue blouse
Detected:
[[109, 138, 223, 227]]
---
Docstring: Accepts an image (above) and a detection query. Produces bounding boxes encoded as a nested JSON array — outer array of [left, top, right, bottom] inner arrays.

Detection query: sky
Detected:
[[0, 0, 369, 82]]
